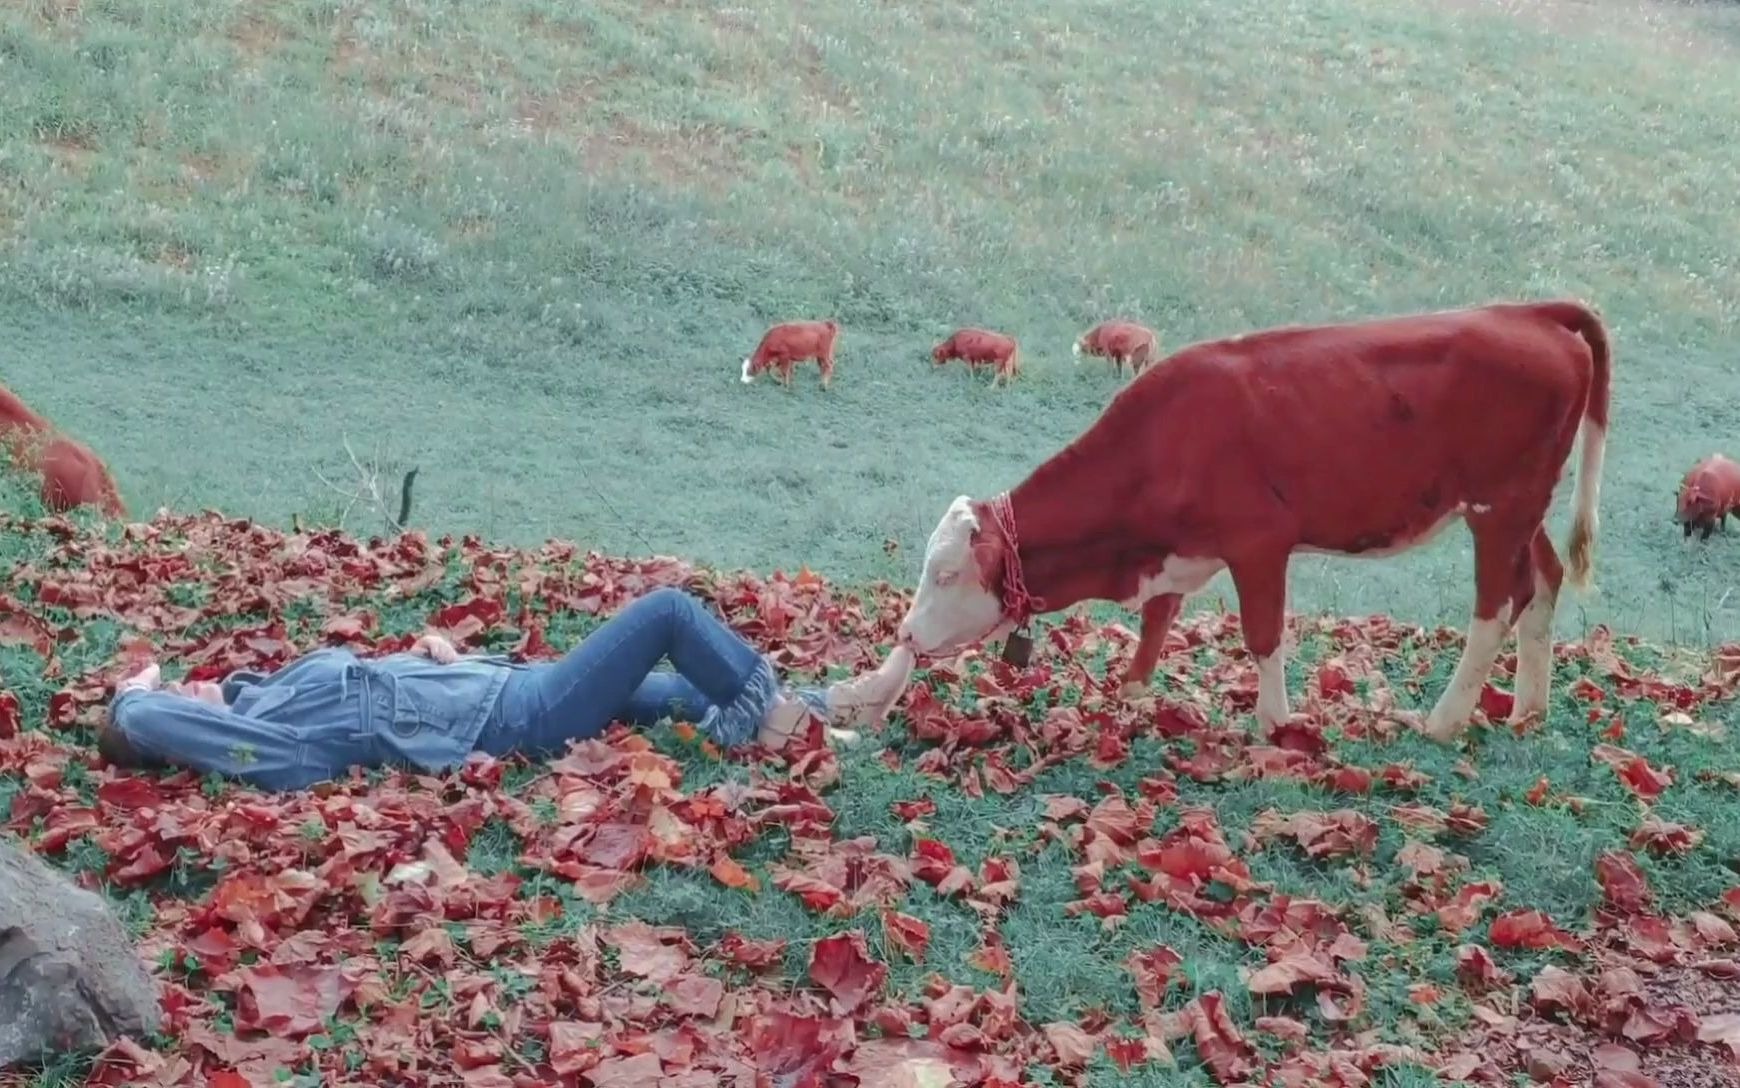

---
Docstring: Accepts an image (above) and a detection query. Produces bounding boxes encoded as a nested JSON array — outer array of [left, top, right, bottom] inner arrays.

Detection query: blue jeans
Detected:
[[475, 587, 780, 757]]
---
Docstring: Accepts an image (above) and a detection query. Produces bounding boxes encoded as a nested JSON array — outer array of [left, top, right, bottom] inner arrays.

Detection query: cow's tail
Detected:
[[1553, 300, 1611, 592], [1007, 343, 1021, 378]]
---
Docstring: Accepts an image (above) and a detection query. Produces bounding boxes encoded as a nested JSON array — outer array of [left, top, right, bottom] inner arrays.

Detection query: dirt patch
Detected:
[[576, 116, 743, 195], [447, 216, 494, 243], [520, 8, 589, 44], [154, 242, 196, 272], [40, 134, 97, 174], [792, 34, 858, 119], [1429, 0, 1726, 62], [180, 153, 233, 186], [510, 70, 618, 138], [228, 6, 285, 60], [29, 0, 81, 28]]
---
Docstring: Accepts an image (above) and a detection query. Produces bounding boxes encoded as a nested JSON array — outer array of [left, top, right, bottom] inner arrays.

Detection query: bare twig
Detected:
[[309, 436, 420, 536], [574, 460, 656, 555]]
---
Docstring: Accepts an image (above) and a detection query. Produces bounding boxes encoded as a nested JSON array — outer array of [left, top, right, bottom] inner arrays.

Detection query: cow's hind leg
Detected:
[[1510, 527, 1563, 725], [1228, 554, 1291, 731], [1118, 593, 1183, 698], [1424, 520, 1532, 742]]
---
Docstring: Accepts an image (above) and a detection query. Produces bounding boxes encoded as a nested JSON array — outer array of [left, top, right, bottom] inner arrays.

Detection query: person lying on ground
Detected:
[[98, 586, 912, 791]]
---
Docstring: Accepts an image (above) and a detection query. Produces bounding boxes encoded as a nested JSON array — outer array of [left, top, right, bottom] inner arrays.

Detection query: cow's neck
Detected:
[[1000, 432, 1145, 614], [0, 388, 46, 432]]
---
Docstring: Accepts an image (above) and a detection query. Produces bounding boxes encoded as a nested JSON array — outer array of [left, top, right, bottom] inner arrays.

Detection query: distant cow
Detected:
[[1676, 454, 1740, 540], [897, 300, 1611, 745], [0, 384, 127, 517], [1074, 321, 1161, 377], [741, 320, 841, 390], [932, 328, 1021, 386]]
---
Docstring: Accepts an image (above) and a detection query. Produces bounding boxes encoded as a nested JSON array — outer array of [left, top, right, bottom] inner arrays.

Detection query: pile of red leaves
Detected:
[[4, 510, 1740, 1087]]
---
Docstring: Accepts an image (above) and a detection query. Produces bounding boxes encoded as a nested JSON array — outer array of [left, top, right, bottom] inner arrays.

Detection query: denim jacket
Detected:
[[108, 647, 526, 790]]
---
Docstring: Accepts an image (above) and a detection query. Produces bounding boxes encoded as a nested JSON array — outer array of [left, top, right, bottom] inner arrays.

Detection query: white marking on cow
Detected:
[[1510, 565, 1556, 722], [740, 358, 754, 384], [1469, 503, 1492, 514], [1570, 421, 1606, 566], [1423, 608, 1510, 742], [1119, 555, 1224, 609], [1071, 340, 1082, 361], [899, 495, 1001, 655], [1255, 650, 1289, 729]]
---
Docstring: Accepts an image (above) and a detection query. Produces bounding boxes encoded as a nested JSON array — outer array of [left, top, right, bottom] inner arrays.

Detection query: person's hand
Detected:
[[116, 662, 161, 696], [166, 679, 227, 706], [411, 633, 460, 664]]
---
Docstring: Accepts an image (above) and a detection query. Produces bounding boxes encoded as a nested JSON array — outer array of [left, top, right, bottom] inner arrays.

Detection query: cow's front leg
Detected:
[[1118, 593, 1182, 698], [1228, 555, 1290, 731]]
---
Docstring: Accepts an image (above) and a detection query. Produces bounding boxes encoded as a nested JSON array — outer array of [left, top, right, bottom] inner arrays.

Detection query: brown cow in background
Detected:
[[0, 383, 127, 517], [1676, 454, 1740, 540], [741, 320, 841, 390], [1074, 320, 1161, 378], [932, 328, 1021, 386]]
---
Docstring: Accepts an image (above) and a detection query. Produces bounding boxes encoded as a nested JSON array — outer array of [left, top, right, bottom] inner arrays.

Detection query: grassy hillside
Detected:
[[5, 0, 1740, 640]]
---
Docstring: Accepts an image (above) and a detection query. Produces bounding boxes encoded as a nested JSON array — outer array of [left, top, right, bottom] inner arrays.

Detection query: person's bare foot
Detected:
[[758, 646, 917, 750], [756, 693, 862, 750], [821, 645, 915, 729]]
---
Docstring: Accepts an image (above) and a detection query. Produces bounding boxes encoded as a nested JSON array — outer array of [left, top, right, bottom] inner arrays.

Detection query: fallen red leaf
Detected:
[[1596, 852, 1654, 914], [882, 910, 931, 962], [232, 963, 353, 1038], [808, 931, 887, 1015], [710, 854, 760, 892], [1188, 993, 1256, 1084], [1490, 909, 1581, 952]]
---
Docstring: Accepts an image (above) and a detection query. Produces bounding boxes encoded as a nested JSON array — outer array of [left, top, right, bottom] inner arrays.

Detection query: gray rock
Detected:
[[0, 835, 162, 1069]]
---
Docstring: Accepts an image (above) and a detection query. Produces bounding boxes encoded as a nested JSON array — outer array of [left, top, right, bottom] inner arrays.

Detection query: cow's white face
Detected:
[[740, 357, 756, 384], [897, 495, 1009, 656]]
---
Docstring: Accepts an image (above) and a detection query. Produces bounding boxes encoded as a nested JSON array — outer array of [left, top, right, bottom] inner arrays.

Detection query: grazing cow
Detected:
[[741, 320, 841, 390], [896, 300, 1611, 744], [1675, 454, 1740, 540], [932, 328, 1021, 386], [0, 383, 127, 517], [1074, 320, 1161, 378]]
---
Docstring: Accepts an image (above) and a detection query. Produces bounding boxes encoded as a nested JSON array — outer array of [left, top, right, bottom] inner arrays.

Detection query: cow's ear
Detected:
[[948, 495, 980, 531], [969, 532, 1005, 592]]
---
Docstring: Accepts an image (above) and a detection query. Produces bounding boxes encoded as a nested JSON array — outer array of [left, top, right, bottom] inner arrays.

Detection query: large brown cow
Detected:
[[741, 320, 841, 390], [1675, 454, 1740, 540], [896, 300, 1611, 743], [0, 384, 127, 518]]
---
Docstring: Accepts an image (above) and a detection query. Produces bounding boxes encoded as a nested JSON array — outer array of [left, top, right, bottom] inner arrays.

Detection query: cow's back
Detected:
[[1091, 303, 1600, 550]]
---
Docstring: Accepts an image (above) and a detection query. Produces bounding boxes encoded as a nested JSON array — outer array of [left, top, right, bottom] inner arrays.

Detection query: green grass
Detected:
[[5, 0, 1740, 644]]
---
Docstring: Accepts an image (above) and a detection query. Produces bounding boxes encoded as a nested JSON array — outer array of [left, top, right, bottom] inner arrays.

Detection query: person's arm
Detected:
[[105, 688, 316, 790], [407, 633, 526, 669]]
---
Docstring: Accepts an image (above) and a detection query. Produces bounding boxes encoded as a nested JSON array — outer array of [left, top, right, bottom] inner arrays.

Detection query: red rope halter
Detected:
[[987, 492, 1043, 625]]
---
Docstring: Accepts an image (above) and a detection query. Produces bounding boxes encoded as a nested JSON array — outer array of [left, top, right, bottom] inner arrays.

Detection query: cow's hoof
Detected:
[[1420, 714, 1464, 744], [827, 727, 862, 749], [1506, 704, 1547, 728], [1116, 680, 1148, 700]]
